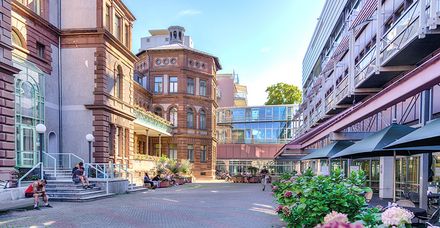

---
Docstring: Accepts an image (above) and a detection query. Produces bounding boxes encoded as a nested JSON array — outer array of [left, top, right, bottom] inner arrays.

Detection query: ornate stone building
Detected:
[[135, 26, 222, 178]]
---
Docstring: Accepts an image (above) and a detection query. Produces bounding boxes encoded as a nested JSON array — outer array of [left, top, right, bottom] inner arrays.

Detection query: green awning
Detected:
[[301, 141, 354, 160], [331, 123, 416, 159], [385, 118, 440, 150]]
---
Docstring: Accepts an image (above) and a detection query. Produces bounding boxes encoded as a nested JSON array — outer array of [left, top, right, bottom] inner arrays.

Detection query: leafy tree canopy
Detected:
[[265, 83, 302, 105]]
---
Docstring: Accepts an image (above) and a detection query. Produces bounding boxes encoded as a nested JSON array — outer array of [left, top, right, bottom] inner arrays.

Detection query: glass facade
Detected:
[[217, 105, 297, 144], [14, 59, 45, 168]]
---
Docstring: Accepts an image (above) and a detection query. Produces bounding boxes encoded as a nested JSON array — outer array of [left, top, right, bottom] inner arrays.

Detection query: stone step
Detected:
[[47, 189, 106, 198], [127, 185, 146, 193], [46, 187, 101, 193], [49, 193, 115, 202]]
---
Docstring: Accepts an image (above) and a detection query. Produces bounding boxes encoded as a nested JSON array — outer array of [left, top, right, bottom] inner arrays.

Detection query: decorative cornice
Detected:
[[85, 104, 136, 121], [12, 1, 61, 35]]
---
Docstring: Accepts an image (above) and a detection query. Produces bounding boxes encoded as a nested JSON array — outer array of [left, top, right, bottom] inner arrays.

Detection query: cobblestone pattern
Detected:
[[0, 183, 284, 228]]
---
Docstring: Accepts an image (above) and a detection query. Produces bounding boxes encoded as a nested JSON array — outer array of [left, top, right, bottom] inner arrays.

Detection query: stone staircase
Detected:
[[43, 169, 115, 202]]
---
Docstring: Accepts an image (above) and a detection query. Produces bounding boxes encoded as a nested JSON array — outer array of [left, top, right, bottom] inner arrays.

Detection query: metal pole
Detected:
[[393, 150, 396, 203], [88, 141, 92, 163], [39, 133, 44, 179]]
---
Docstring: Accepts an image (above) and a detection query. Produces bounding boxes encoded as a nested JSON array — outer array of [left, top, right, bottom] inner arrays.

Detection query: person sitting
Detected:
[[25, 179, 52, 210], [152, 174, 160, 181], [143, 172, 156, 189], [73, 165, 92, 189]]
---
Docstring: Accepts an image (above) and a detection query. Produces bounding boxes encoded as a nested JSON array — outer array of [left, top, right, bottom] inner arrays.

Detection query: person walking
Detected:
[[260, 167, 269, 191]]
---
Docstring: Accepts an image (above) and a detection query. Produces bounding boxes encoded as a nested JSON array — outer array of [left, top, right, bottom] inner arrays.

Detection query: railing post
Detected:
[[68, 154, 72, 169], [419, 0, 427, 38]]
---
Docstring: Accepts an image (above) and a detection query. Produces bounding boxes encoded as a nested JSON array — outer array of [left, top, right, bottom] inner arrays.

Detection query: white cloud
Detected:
[[178, 9, 202, 17]]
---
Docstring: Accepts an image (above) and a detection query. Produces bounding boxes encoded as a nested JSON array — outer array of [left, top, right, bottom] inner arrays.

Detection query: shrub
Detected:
[[273, 169, 371, 228]]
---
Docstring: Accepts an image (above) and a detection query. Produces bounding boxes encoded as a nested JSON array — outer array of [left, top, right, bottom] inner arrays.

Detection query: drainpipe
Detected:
[[58, 0, 63, 156]]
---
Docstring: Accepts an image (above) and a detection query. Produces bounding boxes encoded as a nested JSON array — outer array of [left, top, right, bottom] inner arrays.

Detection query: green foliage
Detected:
[[265, 82, 302, 105], [153, 156, 193, 177], [273, 169, 371, 228], [355, 207, 382, 228], [247, 166, 258, 175]]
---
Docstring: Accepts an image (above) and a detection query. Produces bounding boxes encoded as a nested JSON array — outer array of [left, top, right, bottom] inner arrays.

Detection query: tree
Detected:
[[265, 83, 302, 105]]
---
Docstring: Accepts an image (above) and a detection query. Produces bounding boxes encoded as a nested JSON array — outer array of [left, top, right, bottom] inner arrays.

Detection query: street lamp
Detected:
[[35, 123, 46, 179], [86, 134, 95, 163]]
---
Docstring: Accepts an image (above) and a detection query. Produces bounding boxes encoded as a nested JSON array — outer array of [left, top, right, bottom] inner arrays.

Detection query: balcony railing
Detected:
[[355, 46, 377, 86], [325, 91, 335, 113], [334, 76, 350, 104], [381, 1, 420, 63]]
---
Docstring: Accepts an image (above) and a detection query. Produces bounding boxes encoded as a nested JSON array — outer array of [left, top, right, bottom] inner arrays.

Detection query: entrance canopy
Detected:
[[133, 109, 173, 136], [332, 123, 416, 159], [301, 141, 354, 160], [385, 118, 440, 150]]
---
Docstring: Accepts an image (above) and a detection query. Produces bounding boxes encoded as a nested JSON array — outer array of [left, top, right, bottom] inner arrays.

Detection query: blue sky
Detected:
[[124, 0, 326, 105]]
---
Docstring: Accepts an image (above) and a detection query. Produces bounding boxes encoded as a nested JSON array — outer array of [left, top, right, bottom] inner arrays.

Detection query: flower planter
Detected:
[[175, 178, 185, 185], [159, 180, 171, 188], [249, 176, 261, 183]]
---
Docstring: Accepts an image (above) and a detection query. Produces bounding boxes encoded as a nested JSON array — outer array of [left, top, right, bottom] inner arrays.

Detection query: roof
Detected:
[[147, 43, 222, 70], [149, 29, 169, 36], [385, 118, 440, 149], [331, 123, 416, 159], [301, 141, 354, 160]]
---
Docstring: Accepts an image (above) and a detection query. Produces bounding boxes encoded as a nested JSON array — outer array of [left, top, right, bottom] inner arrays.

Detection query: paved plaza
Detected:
[[0, 183, 284, 228]]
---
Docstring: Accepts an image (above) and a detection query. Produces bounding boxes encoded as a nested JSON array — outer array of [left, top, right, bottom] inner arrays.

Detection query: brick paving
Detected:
[[0, 183, 284, 228]]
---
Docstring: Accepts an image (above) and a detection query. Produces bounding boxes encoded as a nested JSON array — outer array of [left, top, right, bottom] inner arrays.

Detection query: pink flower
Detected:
[[315, 221, 364, 228], [323, 211, 348, 224], [284, 191, 293, 198], [272, 186, 278, 191], [381, 206, 414, 226], [275, 205, 283, 213]]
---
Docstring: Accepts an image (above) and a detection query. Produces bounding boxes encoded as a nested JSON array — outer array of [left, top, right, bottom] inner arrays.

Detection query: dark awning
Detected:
[[301, 141, 354, 160], [331, 123, 416, 159], [385, 118, 440, 150]]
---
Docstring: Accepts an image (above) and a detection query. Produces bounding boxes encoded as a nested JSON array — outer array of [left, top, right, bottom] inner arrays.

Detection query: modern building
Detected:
[[277, 0, 440, 208], [217, 72, 248, 107], [135, 26, 222, 179], [139, 28, 194, 52], [0, 1, 221, 183], [216, 105, 300, 175]]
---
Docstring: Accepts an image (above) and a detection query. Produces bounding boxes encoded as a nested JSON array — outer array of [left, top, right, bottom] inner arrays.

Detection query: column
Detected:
[[144, 129, 149, 155], [380, 157, 394, 199], [419, 89, 432, 209], [158, 134, 162, 157]]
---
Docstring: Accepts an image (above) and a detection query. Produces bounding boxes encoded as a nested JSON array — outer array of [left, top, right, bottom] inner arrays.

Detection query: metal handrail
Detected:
[[48, 153, 85, 169], [43, 152, 57, 177], [18, 162, 42, 187]]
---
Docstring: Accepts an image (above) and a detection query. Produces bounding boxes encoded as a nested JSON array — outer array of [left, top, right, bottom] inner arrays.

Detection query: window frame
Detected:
[[200, 79, 207, 96], [169, 76, 178, 93], [200, 109, 206, 130], [187, 77, 194, 94], [186, 108, 194, 128], [114, 14, 122, 40], [187, 144, 194, 162], [200, 145, 207, 163], [154, 76, 163, 94], [169, 107, 178, 127]]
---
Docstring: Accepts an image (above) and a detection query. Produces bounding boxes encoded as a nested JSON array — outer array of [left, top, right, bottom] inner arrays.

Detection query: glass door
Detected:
[[18, 125, 37, 167], [395, 156, 420, 199]]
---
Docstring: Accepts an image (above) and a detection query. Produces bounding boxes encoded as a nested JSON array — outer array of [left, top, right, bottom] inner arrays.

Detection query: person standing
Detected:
[[260, 167, 269, 191]]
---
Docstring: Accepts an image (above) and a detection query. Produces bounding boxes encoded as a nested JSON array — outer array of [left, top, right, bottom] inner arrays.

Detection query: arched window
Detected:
[[169, 107, 178, 127], [186, 108, 194, 128], [200, 110, 206, 129], [12, 29, 24, 48], [173, 31, 177, 39], [154, 106, 163, 117], [115, 65, 123, 99]]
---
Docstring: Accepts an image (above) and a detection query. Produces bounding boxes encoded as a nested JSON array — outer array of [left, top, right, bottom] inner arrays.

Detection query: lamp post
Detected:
[[85, 134, 95, 163], [35, 123, 46, 179]]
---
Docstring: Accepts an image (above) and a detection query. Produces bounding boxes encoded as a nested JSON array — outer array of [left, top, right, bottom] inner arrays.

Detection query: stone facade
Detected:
[[135, 31, 222, 178]]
